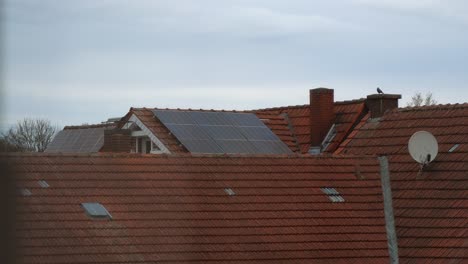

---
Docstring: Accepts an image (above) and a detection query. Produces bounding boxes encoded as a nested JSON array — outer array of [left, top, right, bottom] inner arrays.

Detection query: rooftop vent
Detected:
[[224, 188, 236, 196], [321, 187, 345, 203], [38, 180, 49, 188], [81, 203, 112, 220], [448, 144, 460, 153]]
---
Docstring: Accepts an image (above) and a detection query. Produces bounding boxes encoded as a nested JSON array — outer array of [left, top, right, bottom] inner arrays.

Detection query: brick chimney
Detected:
[[101, 129, 132, 152], [366, 94, 402, 118], [309, 88, 335, 153]]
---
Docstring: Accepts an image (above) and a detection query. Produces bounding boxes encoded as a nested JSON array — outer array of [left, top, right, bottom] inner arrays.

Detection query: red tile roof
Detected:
[[9, 153, 390, 263], [121, 108, 299, 153], [253, 100, 366, 153], [336, 103, 468, 262], [254, 112, 299, 152]]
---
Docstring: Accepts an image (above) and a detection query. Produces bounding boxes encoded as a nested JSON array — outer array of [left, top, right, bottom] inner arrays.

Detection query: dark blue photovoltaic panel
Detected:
[[70, 130, 86, 152], [215, 140, 258, 153], [44, 130, 66, 152], [45, 127, 107, 153], [250, 140, 292, 154], [227, 113, 265, 126], [153, 110, 292, 154], [80, 129, 103, 152], [190, 112, 229, 125], [165, 124, 211, 140], [203, 126, 245, 140], [155, 111, 197, 125], [238, 127, 278, 141], [181, 139, 223, 153]]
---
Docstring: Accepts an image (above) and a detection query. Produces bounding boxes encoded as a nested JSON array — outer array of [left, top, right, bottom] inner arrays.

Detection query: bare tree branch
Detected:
[[407, 92, 437, 107], [1, 118, 58, 152]]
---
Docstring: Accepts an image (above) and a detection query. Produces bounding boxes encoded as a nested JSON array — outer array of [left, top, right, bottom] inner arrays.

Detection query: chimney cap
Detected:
[[311, 87, 334, 94], [367, 94, 402, 100]]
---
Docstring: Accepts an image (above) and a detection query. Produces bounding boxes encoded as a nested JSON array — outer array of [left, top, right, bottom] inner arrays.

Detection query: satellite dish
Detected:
[[408, 131, 438, 164]]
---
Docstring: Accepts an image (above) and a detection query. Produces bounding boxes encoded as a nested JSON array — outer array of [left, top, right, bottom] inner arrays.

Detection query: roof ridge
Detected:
[[252, 99, 366, 112], [130, 99, 367, 114], [131, 107, 247, 113], [64, 123, 116, 130], [252, 104, 308, 111], [334, 98, 366, 105], [0, 152, 378, 160], [396, 102, 468, 112]]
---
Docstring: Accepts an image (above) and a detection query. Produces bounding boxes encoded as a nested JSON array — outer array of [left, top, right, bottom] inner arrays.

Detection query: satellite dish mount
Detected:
[[408, 131, 438, 177]]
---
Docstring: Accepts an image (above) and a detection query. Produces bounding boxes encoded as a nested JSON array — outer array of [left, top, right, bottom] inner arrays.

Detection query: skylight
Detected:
[[224, 188, 236, 196], [81, 203, 112, 219], [38, 180, 49, 188], [448, 144, 460, 153], [321, 187, 345, 203], [19, 188, 32, 196]]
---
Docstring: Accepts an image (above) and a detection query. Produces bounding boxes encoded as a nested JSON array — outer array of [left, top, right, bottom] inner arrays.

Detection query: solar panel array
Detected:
[[45, 127, 107, 153], [153, 110, 292, 154]]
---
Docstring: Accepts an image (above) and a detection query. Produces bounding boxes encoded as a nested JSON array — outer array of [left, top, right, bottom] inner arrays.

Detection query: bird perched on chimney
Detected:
[[377, 87, 384, 94]]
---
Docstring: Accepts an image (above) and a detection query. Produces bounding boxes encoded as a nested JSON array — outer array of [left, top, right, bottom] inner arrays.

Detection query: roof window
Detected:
[[81, 203, 112, 220], [448, 144, 460, 153], [321, 124, 337, 152], [38, 180, 49, 188], [321, 187, 345, 203], [224, 188, 236, 196], [19, 188, 32, 196]]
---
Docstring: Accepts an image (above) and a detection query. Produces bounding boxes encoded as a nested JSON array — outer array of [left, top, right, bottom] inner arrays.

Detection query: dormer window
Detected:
[[122, 114, 171, 154], [135, 136, 153, 154]]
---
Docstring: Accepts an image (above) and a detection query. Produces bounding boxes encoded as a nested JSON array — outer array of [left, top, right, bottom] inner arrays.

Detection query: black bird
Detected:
[[377, 87, 384, 94]]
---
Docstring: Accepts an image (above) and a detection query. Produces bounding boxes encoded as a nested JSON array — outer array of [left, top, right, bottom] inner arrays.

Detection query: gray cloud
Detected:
[[2, 0, 468, 128]]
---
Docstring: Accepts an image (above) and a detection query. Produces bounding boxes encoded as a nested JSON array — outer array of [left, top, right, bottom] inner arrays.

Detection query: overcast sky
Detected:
[[2, 0, 468, 130]]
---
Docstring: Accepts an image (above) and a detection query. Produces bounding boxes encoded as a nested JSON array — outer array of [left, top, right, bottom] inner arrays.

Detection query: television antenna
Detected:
[[408, 131, 438, 177]]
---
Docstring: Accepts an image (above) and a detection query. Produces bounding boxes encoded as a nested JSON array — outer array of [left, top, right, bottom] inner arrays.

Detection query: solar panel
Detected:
[[250, 140, 292, 154], [45, 130, 67, 152], [227, 112, 265, 126], [204, 126, 245, 140], [156, 110, 197, 125], [69, 129, 85, 152], [190, 112, 228, 125], [79, 128, 101, 152], [180, 139, 223, 153], [165, 124, 211, 140], [238, 127, 278, 141], [45, 127, 108, 153], [215, 140, 259, 153], [153, 110, 292, 154]]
